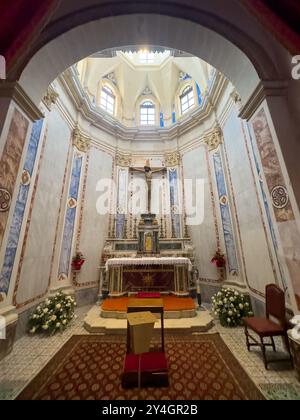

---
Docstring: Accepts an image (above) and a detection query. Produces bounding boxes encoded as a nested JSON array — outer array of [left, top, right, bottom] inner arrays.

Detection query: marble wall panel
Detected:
[[182, 146, 219, 280], [212, 150, 239, 275], [0, 109, 29, 248], [58, 153, 83, 279], [74, 148, 112, 287], [252, 108, 300, 308], [14, 110, 70, 308], [169, 168, 181, 237], [222, 109, 277, 296], [0, 120, 43, 296]]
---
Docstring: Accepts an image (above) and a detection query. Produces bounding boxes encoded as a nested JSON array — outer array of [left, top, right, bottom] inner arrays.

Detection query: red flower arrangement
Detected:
[[72, 252, 85, 271], [211, 249, 226, 268]]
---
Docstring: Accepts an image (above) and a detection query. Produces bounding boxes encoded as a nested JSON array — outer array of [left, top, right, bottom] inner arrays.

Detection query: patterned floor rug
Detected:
[[16, 334, 264, 400]]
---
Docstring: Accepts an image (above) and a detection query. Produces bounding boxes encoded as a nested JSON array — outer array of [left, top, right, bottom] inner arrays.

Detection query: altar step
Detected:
[[84, 306, 214, 334]]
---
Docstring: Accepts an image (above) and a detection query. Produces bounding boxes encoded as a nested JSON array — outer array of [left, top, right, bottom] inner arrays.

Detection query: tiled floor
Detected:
[[0, 304, 299, 400]]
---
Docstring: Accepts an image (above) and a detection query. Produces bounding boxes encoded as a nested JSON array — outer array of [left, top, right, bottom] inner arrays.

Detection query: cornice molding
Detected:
[[0, 81, 44, 121], [239, 80, 288, 121]]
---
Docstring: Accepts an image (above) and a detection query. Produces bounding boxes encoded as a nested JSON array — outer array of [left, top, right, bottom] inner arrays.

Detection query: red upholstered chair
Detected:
[[243, 284, 293, 370]]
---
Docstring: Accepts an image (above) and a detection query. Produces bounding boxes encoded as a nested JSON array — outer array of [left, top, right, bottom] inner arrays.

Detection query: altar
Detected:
[[105, 257, 192, 297]]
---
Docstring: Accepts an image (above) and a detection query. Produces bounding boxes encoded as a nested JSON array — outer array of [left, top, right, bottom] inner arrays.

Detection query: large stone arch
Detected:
[[19, 13, 280, 106]]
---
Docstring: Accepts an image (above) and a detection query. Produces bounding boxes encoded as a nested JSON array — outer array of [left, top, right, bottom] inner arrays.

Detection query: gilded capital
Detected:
[[116, 152, 132, 167], [72, 127, 91, 153], [204, 125, 223, 152], [43, 86, 59, 111], [164, 151, 181, 167]]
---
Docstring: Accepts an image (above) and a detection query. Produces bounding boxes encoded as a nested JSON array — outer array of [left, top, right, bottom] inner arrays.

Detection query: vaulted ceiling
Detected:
[[76, 51, 212, 123]]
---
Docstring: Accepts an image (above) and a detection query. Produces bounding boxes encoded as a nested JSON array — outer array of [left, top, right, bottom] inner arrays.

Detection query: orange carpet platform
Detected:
[[101, 296, 196, 319]]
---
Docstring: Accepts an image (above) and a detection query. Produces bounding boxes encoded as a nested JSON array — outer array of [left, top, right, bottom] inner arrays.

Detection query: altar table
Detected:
[[105, 257, 192, 296]]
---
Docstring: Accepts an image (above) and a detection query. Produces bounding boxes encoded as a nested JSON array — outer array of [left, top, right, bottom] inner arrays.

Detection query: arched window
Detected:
[[140, 101, 155, 125], [180, 86, 195, 115], [100, 86, 115, 115]]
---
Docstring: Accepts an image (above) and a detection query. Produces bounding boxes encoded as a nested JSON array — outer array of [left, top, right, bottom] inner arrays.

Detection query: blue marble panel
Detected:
[[160, 112, 164, 128], [213, 151, 239, 274], [196, 84, 202, 105], [172, 112, 176, 124], [169, 169, 181, 237], [0, 119, 44, 294], [58, 154, 83, 277], [246, 124, 286, 288]]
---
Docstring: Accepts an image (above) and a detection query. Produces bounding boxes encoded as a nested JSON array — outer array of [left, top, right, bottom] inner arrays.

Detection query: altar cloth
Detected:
[[105, 257, 192, 271]]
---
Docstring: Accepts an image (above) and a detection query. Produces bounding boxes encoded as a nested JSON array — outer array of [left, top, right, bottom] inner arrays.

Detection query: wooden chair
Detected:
[[243, 284, 293, 370]]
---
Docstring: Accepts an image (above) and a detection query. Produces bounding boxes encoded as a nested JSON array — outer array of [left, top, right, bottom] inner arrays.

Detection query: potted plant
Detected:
[[211, 249, 226, 268], [72, 251, 85, 271]]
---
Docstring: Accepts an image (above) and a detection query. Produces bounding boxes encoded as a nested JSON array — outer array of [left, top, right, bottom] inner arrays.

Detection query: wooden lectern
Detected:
[[122, 298, 169, 388]]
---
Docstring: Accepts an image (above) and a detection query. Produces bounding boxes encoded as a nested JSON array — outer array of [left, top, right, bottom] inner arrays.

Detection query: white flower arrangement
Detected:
[[211, 287, 253, 327], [28, 291, 77, 335]]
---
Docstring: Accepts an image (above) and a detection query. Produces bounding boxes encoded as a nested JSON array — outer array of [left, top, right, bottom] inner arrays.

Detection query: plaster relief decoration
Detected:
[[212, 151, 239, 276], [142, 86, 152, 96], [165, 151, 181, 167], [72, 127, 91, 153], [0, 109, 29, 249], [104, 72, 117, 85], [43, 85, 59, 111], [204, 125, 223, 152], [0, 119, 43, 297], [58, 153, 83, 280], [252, 108, 300, 309], [116, 152, 132, 168]]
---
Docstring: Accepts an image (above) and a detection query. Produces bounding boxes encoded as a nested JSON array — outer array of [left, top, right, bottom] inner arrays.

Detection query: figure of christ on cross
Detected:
[[130, 160, 167, 214]]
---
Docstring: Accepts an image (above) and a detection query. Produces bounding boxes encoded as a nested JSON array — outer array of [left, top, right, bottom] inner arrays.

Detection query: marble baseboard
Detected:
[[200, 283, 222, 303], [250, 295, 266, 317], [15, 305, 36, 341], [0, 320, 17, 361], [75, 287, 99, 307]]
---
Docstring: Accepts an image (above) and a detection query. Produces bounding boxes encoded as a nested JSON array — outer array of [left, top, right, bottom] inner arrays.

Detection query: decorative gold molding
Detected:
[[164, 151, 181, 167], [43, 86, 59, 111], [0, 81, 44, 121], [72, 127, 90, 153], [116, 152, 132, 167], [204, 125, 223, 152]]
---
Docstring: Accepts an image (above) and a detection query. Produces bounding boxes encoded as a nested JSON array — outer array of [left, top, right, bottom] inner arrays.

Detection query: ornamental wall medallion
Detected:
[[68, 197, 77, 209], [165, 151, 181, 167], [219, 195, 228, 206], [204, 125, 223, 152], [271, 185, 289, 209], [72, 128, 91, 153], [21, 170, 31, 186], [0, 188, 12, 212]]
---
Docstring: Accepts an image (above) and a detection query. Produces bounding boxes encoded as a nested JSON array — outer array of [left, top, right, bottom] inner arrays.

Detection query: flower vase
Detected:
[[72, 259, 85, 272]]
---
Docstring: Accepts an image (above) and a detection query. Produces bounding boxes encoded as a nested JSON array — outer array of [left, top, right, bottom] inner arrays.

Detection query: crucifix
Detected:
[[130, 160, 167, 214]]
